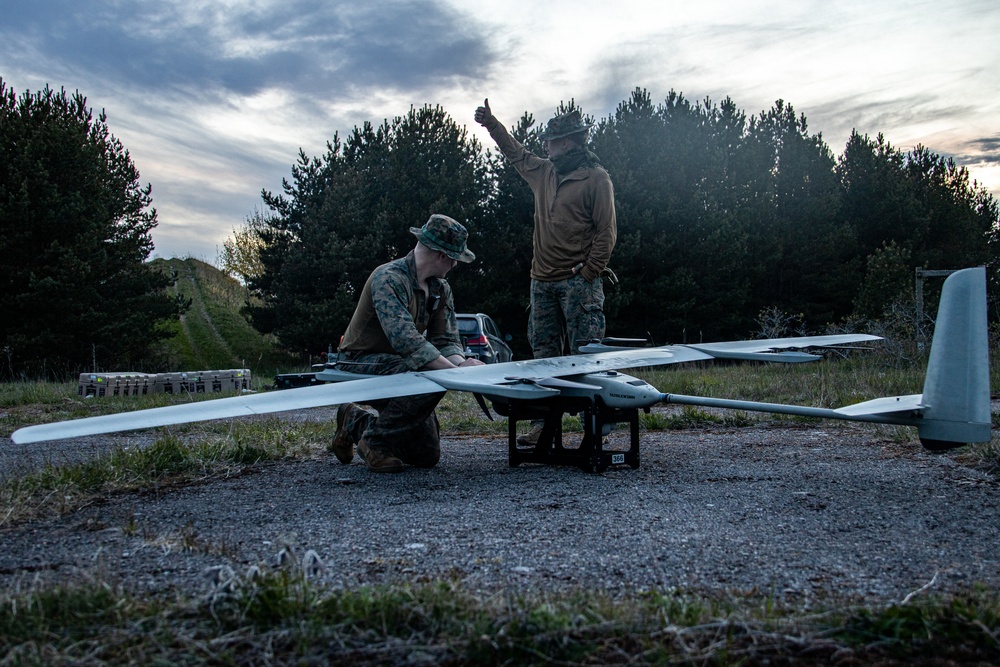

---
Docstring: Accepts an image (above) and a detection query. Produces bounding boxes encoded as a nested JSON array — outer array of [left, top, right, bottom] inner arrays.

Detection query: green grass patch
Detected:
[[436, 391, 510, 435], [0, 378, 281, 438], [0, 417, 333, 526], [834, 587, 1000, 661], [3, 573, 999, 666], [0, 381, 75, 408], [641, 406, 756, 430], [640, 355, 930, 408], [153, 257, 303, 375]]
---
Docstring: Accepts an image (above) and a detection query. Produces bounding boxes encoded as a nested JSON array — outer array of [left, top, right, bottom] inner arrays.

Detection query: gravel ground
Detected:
[[2, 407, 998, 607]]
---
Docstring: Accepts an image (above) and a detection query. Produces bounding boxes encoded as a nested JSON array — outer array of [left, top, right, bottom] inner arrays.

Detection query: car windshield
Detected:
[[457, 318, 480, 334]]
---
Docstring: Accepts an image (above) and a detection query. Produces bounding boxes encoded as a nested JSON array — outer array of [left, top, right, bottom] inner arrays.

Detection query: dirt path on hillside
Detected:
[[174, 260, 239, 366]]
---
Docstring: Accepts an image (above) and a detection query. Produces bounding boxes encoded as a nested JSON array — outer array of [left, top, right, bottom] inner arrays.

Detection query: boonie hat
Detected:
[[538, 109, 593, 141], [410, 214, 476, 263]]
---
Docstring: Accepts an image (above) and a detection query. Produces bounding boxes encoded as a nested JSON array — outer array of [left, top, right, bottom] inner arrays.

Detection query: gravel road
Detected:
[[2, 407, 997, 607]]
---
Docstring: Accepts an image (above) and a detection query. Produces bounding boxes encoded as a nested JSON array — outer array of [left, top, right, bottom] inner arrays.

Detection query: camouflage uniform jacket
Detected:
[[485, 118, 616, 283], [339, 251, 465, 370]]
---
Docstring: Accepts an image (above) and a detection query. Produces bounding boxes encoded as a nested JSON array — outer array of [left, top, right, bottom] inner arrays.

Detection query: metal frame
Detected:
[[492, 396, 641, 473]]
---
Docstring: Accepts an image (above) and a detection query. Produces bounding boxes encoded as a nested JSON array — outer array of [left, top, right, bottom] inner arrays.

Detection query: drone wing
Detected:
[[10, 374, 445, 445], [10, 332, 878, 445], [10, 345, 714, 444], [687, 334, 882, 362]]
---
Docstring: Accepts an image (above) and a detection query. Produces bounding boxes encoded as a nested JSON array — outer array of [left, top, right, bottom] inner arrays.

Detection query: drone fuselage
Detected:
[[541, 370, 663, 409]]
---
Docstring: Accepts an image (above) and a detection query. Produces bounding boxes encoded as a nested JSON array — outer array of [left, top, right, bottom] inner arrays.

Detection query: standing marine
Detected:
[[475, 98, 617, 444]]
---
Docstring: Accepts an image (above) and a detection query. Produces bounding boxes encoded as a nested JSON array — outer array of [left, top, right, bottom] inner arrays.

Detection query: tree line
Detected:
[[240, 88, 998, 356], [2, 81, 996, 378]]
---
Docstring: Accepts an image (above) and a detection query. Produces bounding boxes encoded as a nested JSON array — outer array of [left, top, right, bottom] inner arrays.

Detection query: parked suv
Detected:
[[457, 313, 514, 364]]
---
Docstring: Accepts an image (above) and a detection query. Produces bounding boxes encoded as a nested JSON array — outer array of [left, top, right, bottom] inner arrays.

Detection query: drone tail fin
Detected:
[[915, 266, 991, 450], [836, 267, 991, 450]]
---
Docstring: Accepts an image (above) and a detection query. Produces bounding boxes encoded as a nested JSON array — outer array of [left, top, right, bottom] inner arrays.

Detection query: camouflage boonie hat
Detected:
[[410, 214, 476, 263], [538, 109, 593, 141]]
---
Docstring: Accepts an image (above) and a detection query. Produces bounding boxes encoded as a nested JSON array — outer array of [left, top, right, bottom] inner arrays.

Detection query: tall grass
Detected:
[[0, 381, 74, 408], [3, 567, 999, 665]]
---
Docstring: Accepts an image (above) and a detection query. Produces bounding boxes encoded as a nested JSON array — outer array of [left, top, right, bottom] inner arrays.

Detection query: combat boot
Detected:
[[516, 421, 545, 447], [357, 439, 404, 473], [330, 403, 358, 464]]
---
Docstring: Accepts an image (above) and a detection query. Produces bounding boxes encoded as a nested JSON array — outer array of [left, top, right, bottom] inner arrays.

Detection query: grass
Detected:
[[153, 257, 304, 375], [640, 354, 931, 408], [2, 566, 999, 665], [4, 356, 999, 516], [641, 406, 757, 430], [1, 412, 332, 527], [1, 357, 998, 664], [0, 372, 276, 427]]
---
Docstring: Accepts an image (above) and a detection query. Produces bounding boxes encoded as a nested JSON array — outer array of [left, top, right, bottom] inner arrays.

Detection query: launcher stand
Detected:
[[491, 396, 641, 473]]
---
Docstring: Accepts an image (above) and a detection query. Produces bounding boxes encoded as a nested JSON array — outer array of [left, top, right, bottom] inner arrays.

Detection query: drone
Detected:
[[11, 267, 990, 474]]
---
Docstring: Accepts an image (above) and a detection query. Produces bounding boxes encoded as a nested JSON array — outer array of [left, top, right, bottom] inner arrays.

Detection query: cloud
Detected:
[[965, 137, 1000, 165], [3, 0, 997, 260], [2, 0, 506, 259], [2, 0, 495, 97]]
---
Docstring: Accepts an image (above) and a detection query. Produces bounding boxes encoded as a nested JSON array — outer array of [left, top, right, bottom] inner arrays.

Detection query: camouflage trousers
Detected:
[[335, 353, 442, 468], [528, 274, 606, 358]]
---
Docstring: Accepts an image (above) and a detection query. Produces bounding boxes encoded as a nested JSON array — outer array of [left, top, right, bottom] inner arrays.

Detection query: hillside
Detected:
[[151, 258, 303, 376]]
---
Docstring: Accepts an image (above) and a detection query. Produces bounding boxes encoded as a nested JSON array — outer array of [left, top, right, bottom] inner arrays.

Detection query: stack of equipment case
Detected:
[[79, 369, 251, 397]]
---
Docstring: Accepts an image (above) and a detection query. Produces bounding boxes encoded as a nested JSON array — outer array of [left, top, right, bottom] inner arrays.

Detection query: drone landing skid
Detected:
[[493, 397, 641, 473]]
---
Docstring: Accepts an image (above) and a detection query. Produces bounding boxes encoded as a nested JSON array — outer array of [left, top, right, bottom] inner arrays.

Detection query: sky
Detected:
[[2, 0, 998, 262]]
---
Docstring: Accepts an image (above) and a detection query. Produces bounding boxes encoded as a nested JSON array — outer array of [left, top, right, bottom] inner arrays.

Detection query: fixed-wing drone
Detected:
[[11, 267, 991, 473]]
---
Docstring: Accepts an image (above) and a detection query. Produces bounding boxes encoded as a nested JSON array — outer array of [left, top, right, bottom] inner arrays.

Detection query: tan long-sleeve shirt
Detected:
[[486, 118, 617, 282]]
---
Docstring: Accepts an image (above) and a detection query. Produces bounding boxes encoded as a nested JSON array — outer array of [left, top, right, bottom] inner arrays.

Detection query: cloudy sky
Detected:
[[3, 0, 998, 262]]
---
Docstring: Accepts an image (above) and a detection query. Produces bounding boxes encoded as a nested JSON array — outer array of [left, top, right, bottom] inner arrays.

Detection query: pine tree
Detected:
[[0, 80, 186, 378]]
